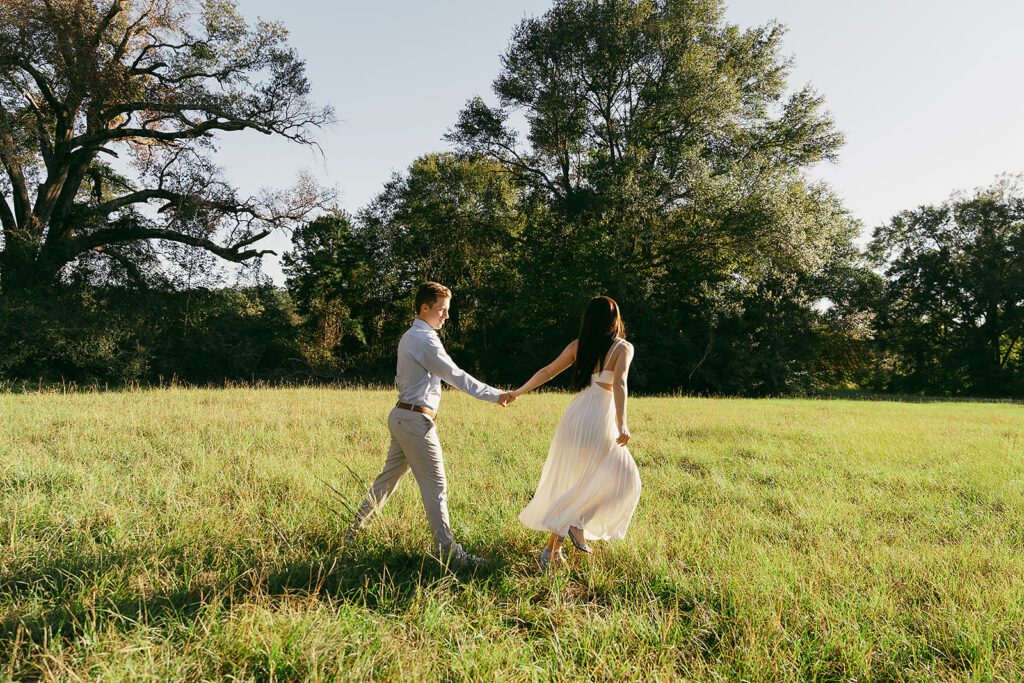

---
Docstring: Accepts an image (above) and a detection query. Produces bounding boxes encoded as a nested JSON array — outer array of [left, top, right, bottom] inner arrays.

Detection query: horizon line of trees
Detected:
[[1, 163, 1020, 398], [1, 0, 1020, 398], [279, 159, 1023, 398]]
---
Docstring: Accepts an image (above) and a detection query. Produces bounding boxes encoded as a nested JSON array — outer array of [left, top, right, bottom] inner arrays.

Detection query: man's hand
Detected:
[[497, 392, 517, 407]]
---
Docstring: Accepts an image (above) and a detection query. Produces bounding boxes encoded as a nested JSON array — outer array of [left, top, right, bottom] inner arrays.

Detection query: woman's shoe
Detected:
[[566, 526, 593, 554], [538, 547, 567, 570], [538, 547, 553, 570]]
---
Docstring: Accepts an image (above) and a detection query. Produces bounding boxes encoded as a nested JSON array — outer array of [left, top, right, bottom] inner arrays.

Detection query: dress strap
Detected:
[[600, 338, 624, 373]]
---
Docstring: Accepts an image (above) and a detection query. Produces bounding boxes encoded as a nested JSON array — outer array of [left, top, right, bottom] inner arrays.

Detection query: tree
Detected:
[[447, 0, 859, 393], [358, 153, 525, 345], [869, 177, 1024, 396], [284, 154, 527, 378], [0, 0, 333, 292], [808, 248, 885, 391], [282, 212, 381, 366]]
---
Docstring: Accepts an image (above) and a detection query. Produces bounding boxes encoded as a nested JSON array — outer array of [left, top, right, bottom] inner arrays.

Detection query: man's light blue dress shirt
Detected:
[[396, 318, 501, 412]]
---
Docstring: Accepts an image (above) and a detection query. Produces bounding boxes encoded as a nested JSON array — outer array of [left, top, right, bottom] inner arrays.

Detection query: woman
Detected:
[[512, 296, 642, 569]]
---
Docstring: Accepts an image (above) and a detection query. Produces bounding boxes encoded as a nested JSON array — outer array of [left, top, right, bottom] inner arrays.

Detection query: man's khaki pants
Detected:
[[351, 406, 455, 551]]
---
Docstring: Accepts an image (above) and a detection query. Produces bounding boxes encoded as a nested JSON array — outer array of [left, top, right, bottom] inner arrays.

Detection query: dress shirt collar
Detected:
[[411, 318, 436, 334]]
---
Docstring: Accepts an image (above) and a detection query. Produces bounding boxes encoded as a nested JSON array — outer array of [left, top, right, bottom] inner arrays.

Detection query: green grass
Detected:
[[0, 387, 1022, 681]]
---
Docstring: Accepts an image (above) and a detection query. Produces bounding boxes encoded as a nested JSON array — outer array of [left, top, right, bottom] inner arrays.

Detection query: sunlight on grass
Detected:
[[1, 388, 1022, 680]]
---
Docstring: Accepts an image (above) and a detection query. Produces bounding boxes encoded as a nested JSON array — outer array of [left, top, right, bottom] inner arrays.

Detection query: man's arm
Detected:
[[418, 335, 504, 403]]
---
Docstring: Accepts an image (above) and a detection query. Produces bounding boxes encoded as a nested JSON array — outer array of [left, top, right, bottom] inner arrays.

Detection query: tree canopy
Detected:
[[0, 0, 333, 292], [441, 0, 861, 393], [869, 177, 1024, 395], [280, 0, 868, 394]]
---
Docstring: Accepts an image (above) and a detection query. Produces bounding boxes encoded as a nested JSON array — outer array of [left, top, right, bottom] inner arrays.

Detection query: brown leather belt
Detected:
[[396, 402, 436, 420]]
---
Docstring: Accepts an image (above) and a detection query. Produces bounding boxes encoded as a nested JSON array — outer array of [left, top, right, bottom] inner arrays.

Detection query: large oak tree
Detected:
[[0, 0, 333, 292], [447, 0, 860, 392]]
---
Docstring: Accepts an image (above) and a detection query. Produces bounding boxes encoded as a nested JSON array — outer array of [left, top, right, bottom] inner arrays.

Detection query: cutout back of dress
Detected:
[[591, 339, 624, 387]]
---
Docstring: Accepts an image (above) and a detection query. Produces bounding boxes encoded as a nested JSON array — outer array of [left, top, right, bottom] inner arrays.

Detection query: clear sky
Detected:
[[216, 1, 1024, 283]]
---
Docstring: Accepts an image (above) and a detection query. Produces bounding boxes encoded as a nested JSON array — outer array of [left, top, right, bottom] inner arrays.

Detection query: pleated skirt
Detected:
[[518, 384, 641, 541]]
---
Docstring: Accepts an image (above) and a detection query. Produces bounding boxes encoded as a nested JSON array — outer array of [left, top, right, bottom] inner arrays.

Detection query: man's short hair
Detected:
[[414, 281, 451, 313]]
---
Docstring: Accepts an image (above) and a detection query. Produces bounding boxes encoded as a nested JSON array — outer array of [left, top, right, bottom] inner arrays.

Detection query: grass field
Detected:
[[0, 387, 1022, 681]]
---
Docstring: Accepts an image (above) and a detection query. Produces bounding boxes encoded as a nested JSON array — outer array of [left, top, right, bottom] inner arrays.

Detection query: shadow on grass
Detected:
[[0, 540, 990, 680], [0, 532, 722, 654], [0, 538, 506, 658], [264, 541, 509, 611]]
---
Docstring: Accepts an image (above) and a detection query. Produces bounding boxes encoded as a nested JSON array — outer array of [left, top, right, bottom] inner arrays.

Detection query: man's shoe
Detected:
[[445, 543, 484, 568]]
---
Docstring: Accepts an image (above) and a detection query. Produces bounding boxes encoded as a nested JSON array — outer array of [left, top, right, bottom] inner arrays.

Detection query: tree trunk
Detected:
[[979, 303, 1006, 395], [0, 235, 61, 294]]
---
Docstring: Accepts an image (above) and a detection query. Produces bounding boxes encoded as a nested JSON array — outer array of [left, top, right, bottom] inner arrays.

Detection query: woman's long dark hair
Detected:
[[570, 296, 626, 391]]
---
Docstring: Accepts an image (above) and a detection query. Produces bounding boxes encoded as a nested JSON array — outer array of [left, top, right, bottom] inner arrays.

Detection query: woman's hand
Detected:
[[616, 427, 631, 446]]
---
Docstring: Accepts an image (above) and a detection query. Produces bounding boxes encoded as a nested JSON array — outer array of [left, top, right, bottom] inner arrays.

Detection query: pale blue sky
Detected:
[[216, 1, 1024, 283]]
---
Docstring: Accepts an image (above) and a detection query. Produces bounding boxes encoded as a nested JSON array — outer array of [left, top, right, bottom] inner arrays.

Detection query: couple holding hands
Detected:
[[345, 282, 641, 570]]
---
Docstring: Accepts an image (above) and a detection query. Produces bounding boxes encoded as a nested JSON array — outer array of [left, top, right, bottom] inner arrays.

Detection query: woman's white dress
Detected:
[[518, 344, 642, 541]]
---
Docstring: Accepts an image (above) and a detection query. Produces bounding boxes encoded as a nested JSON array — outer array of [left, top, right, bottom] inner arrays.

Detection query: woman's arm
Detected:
[[512, 340, 577, 397], [611, 342, 635, 445]]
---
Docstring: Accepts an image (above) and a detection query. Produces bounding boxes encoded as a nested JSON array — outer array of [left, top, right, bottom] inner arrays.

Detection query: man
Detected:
[[345, 282, 514, 565]]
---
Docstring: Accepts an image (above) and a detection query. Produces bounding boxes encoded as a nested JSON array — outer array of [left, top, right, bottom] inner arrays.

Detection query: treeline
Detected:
[[0, 171, 1021, 397], [280, 164, 1023, 398], [1, 0, 1021, 397], [0, 287, 301, 386]]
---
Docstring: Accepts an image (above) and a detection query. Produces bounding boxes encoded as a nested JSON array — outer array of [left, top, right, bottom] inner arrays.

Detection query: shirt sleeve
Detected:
[[416, 334, 501, 403]]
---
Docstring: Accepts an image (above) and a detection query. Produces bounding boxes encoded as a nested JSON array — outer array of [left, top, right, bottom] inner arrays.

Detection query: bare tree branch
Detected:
[[14, 60, 66, 121], [69, 225, 276, 262], [93, 1, 125, 48], [0, 122, 32, 227], [79, 116, 318, 148], [93, 187, 271, 220]]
